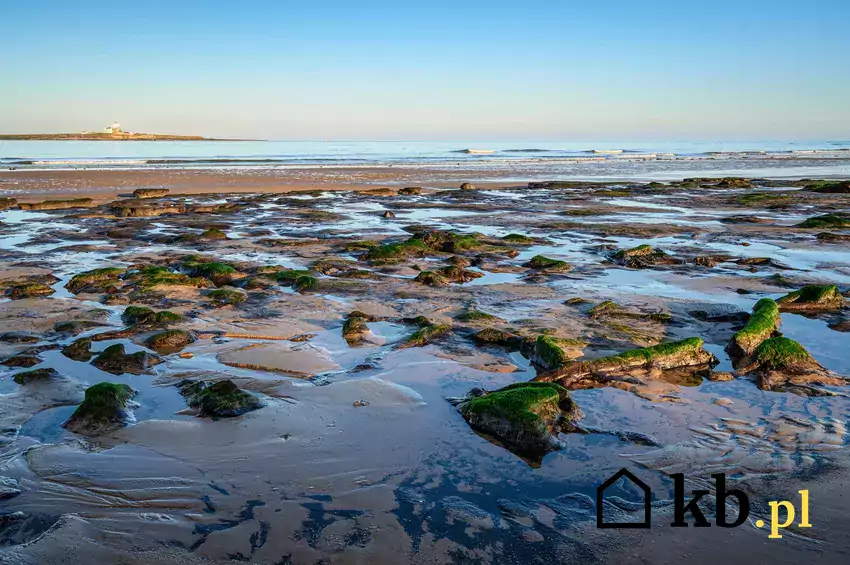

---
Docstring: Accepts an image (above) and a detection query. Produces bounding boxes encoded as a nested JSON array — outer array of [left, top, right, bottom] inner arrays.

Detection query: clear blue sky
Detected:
[[2, 0, 848, 140]]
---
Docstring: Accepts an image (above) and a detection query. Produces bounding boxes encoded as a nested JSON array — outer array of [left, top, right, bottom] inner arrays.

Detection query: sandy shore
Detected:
[[2, 157, 849, 202]]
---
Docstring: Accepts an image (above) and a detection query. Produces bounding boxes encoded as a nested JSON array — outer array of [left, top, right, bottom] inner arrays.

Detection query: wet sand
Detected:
[[0, 171, 849, 564]]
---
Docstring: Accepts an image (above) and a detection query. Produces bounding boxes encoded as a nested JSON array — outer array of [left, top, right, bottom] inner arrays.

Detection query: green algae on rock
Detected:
[[458, 309, 503, 323], [62, 338, 93, 361], [293, 275, 318, 293], [726, 298, 781, 358], [473, 328, 523, 347], [454, 382, 583, 458], [739, 337, 847, 395], [63, 382, 137, 434], [501, 233, 536, 245], [796, 214, 850, 229], [400, 323, 451, 348], [121, 306, 183, 326], [342, 315, 370, 345], [524, 255, 571, 272], [91, 343, 163, 375], [6, 282, 55, 300], [178, 379, 262, 418], [66, 267, 125, 294], [13, 368, 61, 385], [145, 330, 196, 352], [537, 338, 717, 387], [776, 285, 845, 312], [804, 180, 850, 194], [207, 287, 247, 307], [414, 271, 449, 287], [533, 335, 575, 369]]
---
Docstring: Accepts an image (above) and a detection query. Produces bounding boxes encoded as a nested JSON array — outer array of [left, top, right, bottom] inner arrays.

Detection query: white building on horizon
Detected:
[[104, 121, 122, 134]]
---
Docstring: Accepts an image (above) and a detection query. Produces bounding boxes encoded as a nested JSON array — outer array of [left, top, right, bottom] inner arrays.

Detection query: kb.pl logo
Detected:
[[597, 468, 811, 539]]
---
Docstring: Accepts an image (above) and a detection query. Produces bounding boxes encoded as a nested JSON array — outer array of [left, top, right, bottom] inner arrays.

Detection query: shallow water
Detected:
[[1, 179, 850, 564]]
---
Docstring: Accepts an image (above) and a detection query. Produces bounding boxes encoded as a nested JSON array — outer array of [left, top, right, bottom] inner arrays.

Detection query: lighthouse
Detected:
[[104, 121, 122, 134]]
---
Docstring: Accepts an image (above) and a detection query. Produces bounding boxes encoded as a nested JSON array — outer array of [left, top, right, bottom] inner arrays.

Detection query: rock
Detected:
[[738, 337, 846, 395], [13, 368, 60, 385], [501, 233, 536, 245], [132, 188, 170, 198], [178, 379, 262, 418], [460, 182, 476, 190], [1, 352, 42, 368], [0, 332, 39, 344], [342, 314, 370, 345], [726, 299, 780, 359], [6, 282, 54, 299], [292, 275, 318, 293], [91, 344, 163, 375], [398, 186, 422, 195], [533, 335, 580, 369], [62, 338, 93, 361], [694, 255, 731, 267], [66, 267, 125, 294], [804, 180, 850, 194], [612, 244, 679, 268], [524, 255, 571, 272], [399, 323, 451, 348], [63, 382, 137, 434], [181, 259, 238, 286], [817, 232, 850, 243], [796, 214, 850, 229], [53, 320, 107, 335], [473, 328, 523, 347], [437, 265, 484, 284], [707, 371, 735, 382], [413, 271, 449, 287], [0, 197, 18, 210], [828, 319, 850, 332], [145, 330, 196, 352], [454, 382, 583, 457], [776, 284, 845, 312], [538, 338, 718, 387], [121, 306, 182, 326], [207, 287, 247, 307], [353, 399, 370, 407], [382, 210, 396, 218], [19, 198, 93, 211], [198, 228, 229, 240], [111, 202, 186, 217]]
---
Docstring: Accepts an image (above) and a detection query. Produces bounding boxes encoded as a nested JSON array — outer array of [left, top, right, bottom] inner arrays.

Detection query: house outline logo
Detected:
[[596, 468, 651, 529]]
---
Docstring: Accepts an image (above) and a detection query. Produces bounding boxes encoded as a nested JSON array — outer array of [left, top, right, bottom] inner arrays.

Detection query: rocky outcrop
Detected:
[[177, 379, 262, 418], [66, 267, 125, 294], [62, 338, 93, 361], [725, 299, 780, 359], [144, 330, 196, 352], [524, 255, 571, 272], [63, 382, 137, 434], [132, 188, 170, 199], [5, 282, 54, 300], [611, 245, 680, 268], [19, 198, 94, 211], [776, 285, 845, 312], [342, 312, 372, 345], [537, 338, 718, 388], [738, 337, 846, 396], [91, 344, 163, 375], [452, 382, 583, 458], [13, 368, 61, 385], [399, 323, 451, 348]]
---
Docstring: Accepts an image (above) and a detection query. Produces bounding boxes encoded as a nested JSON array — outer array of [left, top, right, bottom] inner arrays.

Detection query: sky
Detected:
[[1, 0, 849, 140]]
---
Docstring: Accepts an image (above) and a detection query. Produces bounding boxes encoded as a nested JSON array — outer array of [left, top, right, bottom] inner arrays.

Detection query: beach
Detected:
[[0, 145, 849, 564]]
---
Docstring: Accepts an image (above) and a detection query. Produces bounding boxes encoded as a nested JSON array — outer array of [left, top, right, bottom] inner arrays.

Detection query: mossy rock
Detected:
[[400, 323, 451, 348], [6, 282, 55, 300], [145, 330, 196, 352], [13, 368, 61, 385], [804, 180, 850, 194], [207, 287, 247, 307], [54, 320, 107, 335], [776, 285, 845, 312], [121, 306, 154, 324], [534, 335, 576, 369], [473, 328, 521, 347], [199, 228, 229, 240], [456, 382, 582, 457], [501, 233, 535, 245], [726, 299, 781, 358], [182, 259, 238, 285], [752, 337, 816, 371], [363, 238, 431, 262], [398, 186, 422, 195], [735, 193, 791, 207], [62, 338, 93, 361], [342, 316, 370, 345], [128, 266, 210, 289], [178, 379, 262, 418], [525, 255, 571, 272], [293, 275, 318, 293], [274, 269, 313, 283], [66, 267, 125, 294], [796, 214, 850, 229], [458, 309, 502, 323], [91, 344, 163, 375], [2, 352, 43, 368], [587, 300, 620, 318], [414, 271, 449, 287], [64, 382, 136, 434], [438, 265, 484, 284]]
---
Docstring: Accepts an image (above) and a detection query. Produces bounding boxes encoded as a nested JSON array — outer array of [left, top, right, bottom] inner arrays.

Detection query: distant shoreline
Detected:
[[0, 133, 254, 141]]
